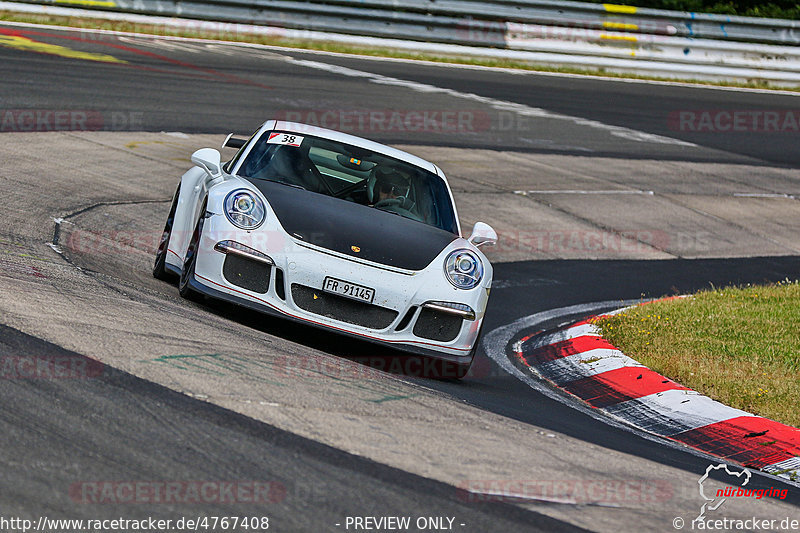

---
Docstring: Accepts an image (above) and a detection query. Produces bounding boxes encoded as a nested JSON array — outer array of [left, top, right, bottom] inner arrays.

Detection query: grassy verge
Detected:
[[596, 281, 800, 428], [598, 0, 800, 20], [1, 10, 798, 92]]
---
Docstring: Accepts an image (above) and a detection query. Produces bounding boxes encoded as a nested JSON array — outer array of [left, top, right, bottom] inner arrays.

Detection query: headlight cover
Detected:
[[444, 249, 483, 290], [224, 190, 265, 230]]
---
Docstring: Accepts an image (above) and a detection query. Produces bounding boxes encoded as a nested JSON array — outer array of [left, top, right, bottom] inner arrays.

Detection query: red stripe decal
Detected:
[[671, 416, 800, 468], [562, 367, 689, 408], [519, 335, 616, 365]]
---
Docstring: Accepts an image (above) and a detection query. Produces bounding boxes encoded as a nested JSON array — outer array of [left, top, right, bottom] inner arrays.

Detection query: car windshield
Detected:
[[235, 131, 458, 234]]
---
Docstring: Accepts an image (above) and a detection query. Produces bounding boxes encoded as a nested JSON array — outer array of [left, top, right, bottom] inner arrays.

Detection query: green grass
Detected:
[[1, 10, 799, 92], [595, 0, 800, 20], [596, 281, 800, 427]]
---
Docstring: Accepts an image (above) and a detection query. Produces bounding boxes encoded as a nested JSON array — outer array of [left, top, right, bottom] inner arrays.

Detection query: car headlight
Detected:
[[224, 190, 265, 229], [444, 249, 483, 290]]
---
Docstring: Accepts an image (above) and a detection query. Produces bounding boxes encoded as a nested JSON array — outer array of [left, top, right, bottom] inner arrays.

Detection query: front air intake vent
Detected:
[[274, 268, 286, 300], [413, 308, 463, 342], [222, 254, 270, 294], [395, 307, 417, 332]]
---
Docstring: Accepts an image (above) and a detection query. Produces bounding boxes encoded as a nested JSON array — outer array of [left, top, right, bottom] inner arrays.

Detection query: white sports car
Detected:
[[153, 121, 497, 377]]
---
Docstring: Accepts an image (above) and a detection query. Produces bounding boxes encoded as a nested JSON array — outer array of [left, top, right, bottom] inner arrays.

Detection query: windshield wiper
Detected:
[[250, 177, 307, 191], [376, 206, 403, 217]]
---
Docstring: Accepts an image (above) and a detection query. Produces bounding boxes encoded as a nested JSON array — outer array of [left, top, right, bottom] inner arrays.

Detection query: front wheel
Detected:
[[178, 199, 206, 302]]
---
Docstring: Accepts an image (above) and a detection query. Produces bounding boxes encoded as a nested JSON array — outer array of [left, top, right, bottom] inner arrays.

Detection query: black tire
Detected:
[[153, 184, 181, 281], [453, 363, 472, 380], [444, 325, 483, 380], [452, 345, 477, 380], [427, 357, 472, 380], [178, 199, 207, 302]]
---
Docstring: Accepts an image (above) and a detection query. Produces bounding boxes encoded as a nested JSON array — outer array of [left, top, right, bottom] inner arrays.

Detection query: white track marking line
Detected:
[[117, 37, 201, 53], [733, 192, 797, 199], [515, 190, 655, 195], [288, 58, 697, 147]]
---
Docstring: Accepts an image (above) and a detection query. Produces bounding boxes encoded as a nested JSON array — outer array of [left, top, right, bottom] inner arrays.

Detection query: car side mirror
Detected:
[[468, 222, 497, 247], [191, 148, 222, 179]]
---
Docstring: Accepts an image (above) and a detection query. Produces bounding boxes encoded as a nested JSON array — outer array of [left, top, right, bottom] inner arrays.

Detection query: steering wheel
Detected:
[[374, 197, 423, 222]]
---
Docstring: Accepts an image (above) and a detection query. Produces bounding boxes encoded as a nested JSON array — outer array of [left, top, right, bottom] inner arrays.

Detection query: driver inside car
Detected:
[[371, 166, 410, 205]]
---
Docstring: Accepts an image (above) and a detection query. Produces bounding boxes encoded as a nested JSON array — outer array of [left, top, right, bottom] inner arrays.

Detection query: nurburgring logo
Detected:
[[672, 463, 796, 531], [696, 464, 752, 522]]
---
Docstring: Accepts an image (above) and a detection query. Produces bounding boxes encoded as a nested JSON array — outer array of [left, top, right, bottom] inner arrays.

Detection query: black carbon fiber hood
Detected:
[[243, 178, 458, 271]]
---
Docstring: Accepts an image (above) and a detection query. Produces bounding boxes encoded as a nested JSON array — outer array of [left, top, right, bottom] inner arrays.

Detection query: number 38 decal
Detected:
[[267, 132, 304, 147]]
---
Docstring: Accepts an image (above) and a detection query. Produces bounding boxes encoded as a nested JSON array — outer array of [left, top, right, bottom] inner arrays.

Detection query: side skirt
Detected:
[[165, 263, 181, 276]]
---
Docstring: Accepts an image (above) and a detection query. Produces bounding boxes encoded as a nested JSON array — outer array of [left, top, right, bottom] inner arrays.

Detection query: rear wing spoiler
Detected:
[[222, 133, 247, 149]]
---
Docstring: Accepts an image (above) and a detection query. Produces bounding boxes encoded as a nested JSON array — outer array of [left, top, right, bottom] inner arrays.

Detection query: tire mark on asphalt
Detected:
[[512, 193, 677, 258]]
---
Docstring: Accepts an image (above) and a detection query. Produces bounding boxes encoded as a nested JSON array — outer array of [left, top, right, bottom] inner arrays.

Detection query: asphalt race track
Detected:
[[0, 22, 799, 532], [0, 323, 574, 532]]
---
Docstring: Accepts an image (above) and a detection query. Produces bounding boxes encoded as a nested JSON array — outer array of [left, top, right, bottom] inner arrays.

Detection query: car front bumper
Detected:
[[187, 212, 490, 360]]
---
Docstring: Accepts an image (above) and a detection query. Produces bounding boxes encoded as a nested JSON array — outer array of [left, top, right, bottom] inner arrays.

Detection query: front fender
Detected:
[[166, 166, 212, 267]]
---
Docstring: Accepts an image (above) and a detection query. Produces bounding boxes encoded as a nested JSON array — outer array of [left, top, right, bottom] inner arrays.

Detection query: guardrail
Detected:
[[6, 0, 800, 84]]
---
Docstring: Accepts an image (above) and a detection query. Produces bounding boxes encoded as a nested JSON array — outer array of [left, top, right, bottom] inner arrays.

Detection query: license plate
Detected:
[[322, 277, 375, 303]]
